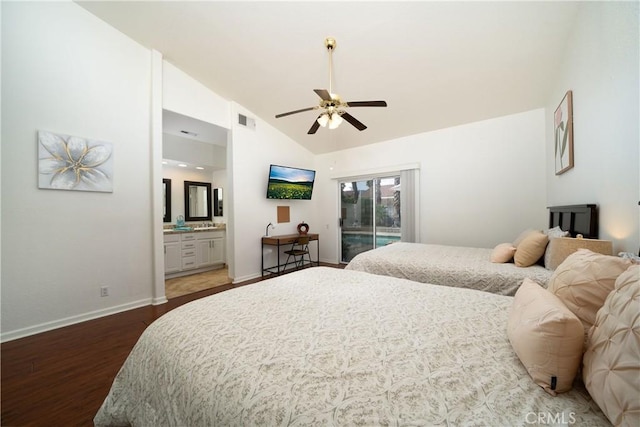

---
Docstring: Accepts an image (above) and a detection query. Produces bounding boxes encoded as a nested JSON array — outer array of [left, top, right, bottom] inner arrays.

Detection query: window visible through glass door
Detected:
[[340, 175, 401, 263]]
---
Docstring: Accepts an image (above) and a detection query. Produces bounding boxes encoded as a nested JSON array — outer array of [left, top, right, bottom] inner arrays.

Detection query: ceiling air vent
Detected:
[[180, 130, 198, 137], [238, 114, 256, 130]]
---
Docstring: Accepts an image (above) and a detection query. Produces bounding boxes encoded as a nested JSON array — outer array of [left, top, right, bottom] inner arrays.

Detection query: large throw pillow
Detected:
[[514, 231, 548, 267], [490, 243, 516, 263], [547, 249, 633, 334], [507, 278, 584, 395], [583, 265, 639, 427], [512, 228, 538, 248]]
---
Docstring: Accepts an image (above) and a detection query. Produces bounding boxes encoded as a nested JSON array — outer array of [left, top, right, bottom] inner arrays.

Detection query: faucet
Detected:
[[265, 222, 275, 237]]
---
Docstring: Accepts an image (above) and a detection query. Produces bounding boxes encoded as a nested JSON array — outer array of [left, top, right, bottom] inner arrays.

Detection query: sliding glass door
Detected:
[[340, 175, 401, 263]]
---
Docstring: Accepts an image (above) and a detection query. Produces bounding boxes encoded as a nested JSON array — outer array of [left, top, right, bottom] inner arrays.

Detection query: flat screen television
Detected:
[[266, 164, 316, 200]]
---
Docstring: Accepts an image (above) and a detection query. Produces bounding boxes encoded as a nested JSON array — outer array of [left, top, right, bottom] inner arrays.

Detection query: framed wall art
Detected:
[[554, 90, 574, 175], [38, 130, 113, 192]]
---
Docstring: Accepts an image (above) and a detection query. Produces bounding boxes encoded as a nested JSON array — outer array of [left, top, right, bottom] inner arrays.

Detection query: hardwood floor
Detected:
[[1, 263, 343, 426]]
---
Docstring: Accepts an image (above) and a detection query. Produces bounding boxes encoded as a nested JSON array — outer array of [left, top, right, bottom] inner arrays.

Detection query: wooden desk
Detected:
[[261, 233, 319, 277]]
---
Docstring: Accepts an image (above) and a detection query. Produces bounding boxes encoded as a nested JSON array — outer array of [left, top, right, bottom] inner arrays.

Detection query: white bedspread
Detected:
[[346, 242, 553, 295], [95, 267, 607, 426]]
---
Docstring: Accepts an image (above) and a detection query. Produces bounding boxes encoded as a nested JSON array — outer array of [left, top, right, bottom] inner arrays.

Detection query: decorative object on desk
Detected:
[[38, 130, 113, 192], [297, 222, 309, 235], [554, 90, 573, 175]]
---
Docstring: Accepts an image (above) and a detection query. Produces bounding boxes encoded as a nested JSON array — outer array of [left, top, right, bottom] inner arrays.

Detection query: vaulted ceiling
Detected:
[[77, 1, 581, 154]]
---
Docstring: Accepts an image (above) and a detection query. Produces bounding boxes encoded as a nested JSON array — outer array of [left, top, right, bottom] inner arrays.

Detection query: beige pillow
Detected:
[[547, 249, 633, 334], [514, 231, 548, 267], [507, 278, 584, 395], [491, 243, 516, 263], [512, 228, 538, 247], [583, 265, 639, 426]]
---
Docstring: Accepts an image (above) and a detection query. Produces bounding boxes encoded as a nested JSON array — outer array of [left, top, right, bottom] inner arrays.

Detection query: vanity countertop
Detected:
[[163, 225, 226, 234]]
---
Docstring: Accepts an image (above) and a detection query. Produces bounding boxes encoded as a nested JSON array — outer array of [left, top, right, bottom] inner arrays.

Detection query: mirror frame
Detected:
[[213, 188, 223, 217], [163, 178, 172, 223], [184, 180, 212, 221]]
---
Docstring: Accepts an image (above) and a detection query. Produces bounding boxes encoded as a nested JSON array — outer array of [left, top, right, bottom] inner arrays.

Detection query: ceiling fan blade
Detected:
[[341, 112, 367, 131], [314, 89, 332, 101], [346, 100, 387, 108], [307, 116, 321, 134], [275, 106, 316, 118]]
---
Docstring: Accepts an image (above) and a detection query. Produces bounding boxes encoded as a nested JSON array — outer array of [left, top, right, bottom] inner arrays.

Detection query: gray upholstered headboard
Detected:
[[548, 204, 598, 239]]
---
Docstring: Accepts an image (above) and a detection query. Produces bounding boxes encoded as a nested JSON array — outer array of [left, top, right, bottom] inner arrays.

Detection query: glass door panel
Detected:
[[340, 180, 373, 263], [340, 176, 401, 263], [374, 176, 401, 247]]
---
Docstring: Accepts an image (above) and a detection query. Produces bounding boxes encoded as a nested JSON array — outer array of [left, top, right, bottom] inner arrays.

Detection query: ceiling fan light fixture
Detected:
[[317, 113, 329, 127], [328, 113, 343, 129], [275, 37, 387, 135]]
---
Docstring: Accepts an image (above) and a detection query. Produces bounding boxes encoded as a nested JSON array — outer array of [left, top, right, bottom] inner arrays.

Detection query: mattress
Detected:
[[346, 242, 553, 295], [95, 267, 607, 426]]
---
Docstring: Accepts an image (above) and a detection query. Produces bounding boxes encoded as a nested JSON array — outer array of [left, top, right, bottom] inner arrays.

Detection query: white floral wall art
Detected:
[[38, 131, 113, 192]]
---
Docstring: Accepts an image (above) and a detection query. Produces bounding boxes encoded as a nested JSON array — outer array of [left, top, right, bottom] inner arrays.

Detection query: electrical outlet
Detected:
[[100, 286, 109, 297]]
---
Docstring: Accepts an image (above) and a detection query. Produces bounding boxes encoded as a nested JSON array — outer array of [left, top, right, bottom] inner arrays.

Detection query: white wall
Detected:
[[546, 1, 639, 254], [1, 2, 153, 340], [163, 61, 231, 130], [163, 133, 226, 170], [314, 109, 547, 263], [228, 104, 316, 282]]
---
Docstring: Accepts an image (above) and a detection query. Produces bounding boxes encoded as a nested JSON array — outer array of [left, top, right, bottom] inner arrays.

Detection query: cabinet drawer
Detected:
[[182, 241, 196, 250], [182, 256, 196, 270], [196, 231, 224, 239], [181, 233, 196, 241], [182, 249, 196, 258], [163, 234, 180, 243]]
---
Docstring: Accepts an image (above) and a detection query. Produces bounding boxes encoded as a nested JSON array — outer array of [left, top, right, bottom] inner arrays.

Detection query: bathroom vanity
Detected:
[[163, 228, 225, 278]]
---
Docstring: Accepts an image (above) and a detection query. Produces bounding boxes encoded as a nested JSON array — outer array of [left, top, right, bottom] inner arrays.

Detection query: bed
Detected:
[[94, 267, 614, 426], [345, 204, 598, 295]]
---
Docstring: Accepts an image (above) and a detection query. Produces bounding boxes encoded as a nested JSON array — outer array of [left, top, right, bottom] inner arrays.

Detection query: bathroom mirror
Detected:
[[163, 178, 172, 223], [184, 180, 212, 221], [213, 188, 223, 217]]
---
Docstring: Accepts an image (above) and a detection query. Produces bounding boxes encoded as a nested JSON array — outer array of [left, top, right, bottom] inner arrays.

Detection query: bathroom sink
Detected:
[[193, 226, 218, 231]]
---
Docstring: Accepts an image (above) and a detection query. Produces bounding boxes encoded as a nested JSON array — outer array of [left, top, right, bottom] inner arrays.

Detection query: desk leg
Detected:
[[316, 238, 319, 267], [261, 242, 264, 277], [277, 241, 281, 274]]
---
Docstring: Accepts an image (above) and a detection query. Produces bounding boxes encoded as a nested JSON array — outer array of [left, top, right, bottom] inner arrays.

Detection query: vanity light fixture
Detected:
[[196, 166, 204, 170], [178, 163, 187, 168]]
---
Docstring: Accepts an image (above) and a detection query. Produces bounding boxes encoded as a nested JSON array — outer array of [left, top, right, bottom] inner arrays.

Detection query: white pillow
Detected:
[[544, 226, 569, 239]]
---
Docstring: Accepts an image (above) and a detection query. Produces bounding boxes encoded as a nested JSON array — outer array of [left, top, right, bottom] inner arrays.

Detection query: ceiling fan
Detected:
[[275, 37, 387, 134]]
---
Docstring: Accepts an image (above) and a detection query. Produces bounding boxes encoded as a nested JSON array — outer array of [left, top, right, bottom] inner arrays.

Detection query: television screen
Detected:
[[266, 164, 316, 200]]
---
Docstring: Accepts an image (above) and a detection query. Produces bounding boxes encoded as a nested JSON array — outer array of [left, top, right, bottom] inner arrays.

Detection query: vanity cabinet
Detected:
[[164, 234, 181, 274], [196, 231, 225, 268], [164, 230, 225, 278]]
